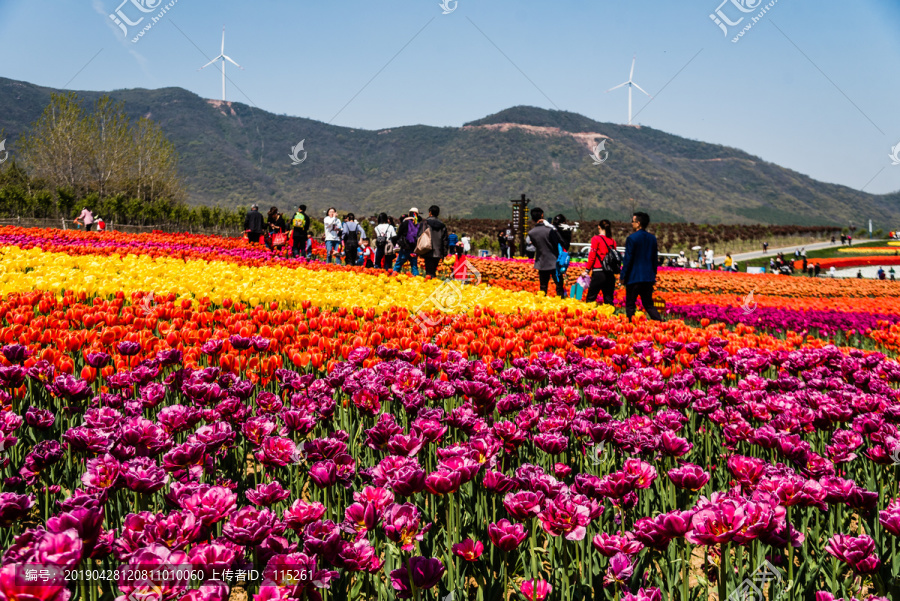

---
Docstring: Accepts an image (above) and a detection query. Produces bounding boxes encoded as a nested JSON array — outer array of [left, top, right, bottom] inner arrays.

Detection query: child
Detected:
[[362, 239, 375, 268]]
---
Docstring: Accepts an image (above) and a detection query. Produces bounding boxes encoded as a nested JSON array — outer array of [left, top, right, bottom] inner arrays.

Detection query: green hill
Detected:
[[1, 77, 896, 225]]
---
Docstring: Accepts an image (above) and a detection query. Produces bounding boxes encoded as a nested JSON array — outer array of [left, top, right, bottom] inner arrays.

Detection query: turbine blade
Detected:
[[606, 82, 628, 92], [198, 56, 220, 70], [629, 55, 636, 80], [221, 26, 226, 54], [632, 82, 652, 97], [223, 55, 243, 69]]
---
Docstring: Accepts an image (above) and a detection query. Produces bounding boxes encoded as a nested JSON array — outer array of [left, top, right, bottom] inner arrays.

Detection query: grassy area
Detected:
[[742, 239, 891, 271]]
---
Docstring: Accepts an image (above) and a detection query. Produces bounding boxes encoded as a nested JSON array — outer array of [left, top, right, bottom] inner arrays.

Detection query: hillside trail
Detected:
[[719, 240, 840, 263]]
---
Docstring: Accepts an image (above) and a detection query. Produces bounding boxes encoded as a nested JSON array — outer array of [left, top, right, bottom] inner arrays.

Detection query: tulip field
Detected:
[[2, 227, 900, 601]]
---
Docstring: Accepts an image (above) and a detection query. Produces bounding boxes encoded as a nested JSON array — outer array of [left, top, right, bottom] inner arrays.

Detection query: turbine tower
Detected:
[[606, 55, 652, 126], [198, 26, 243, 102]]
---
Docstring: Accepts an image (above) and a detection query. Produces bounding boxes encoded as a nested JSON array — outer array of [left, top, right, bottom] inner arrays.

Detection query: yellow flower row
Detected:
[[836, 247, 900, 254], [0, 246, 614, 317]]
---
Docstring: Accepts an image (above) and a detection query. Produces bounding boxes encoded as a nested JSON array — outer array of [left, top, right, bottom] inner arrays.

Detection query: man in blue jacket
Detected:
[[620, 211, 663, 321]]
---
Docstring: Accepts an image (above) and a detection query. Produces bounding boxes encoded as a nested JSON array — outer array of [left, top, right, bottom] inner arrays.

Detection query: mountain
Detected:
[[1, 76, 896, 225]]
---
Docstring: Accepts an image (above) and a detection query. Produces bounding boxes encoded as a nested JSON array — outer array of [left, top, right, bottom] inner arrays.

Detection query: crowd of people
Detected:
[[243, 203, 473, 277], [242, 203, 664, 321]]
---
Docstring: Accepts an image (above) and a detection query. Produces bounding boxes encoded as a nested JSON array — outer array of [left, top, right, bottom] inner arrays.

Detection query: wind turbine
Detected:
[[606, 55, 652, 126], [198, 26, 243, 102]]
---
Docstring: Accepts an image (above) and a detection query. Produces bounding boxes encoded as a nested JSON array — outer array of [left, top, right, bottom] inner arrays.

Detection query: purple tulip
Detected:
[[284, 499, 326, 533], [246, 482, 290, 506], [503, 491, 545, 521], [825, 534, 881, 574], [390, 556, 446, 599], [182, 486, 237, 526], [879, 498, 900, 537], [488, 518, 528, 551], [1, 344, 31, 364], [592, 532, 644, 557], [0, 365, 26, 389], [85, 352, 111, 368], [337, 538, 383, 572], [117, 340, 142, 356], [603, 552, 634, 588], [223, 506, 279, 546], [122, 457, 169, 493], [668, 464, 710, 491], [24, 406, 55, 429], [539, 496, 591, 541], [520, 579, 553, 601], [383, 503, 432, 552], [81, 453, 122, 490], [0, 492, 35, 527]]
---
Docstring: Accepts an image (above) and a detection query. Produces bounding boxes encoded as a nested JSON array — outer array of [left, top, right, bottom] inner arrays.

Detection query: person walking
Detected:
[[393, 209, 422, 276], [448, 231, 458, 256], [527, 208, 565, 297], [418, 205, 449, 278], [724, 253, 734, 272], [890, 267, 896, 281], [323, 208, 342, 264], [373, 213, 397, 271], [847, 234, 853, 246], [74, 207, 95, 231], [341, 213, 365, 267], [620, 212, 663, 322], [266, 208, 287, 254], [498, 230, 508, 258], [460, 234, 471, 255], [244, 204, 264, 244], [762, 241, 768, 254], [291, 204, 310, 258], [878, 267, 887, 281], [704, 248, 714, 270], [583, 219, 618, 305]]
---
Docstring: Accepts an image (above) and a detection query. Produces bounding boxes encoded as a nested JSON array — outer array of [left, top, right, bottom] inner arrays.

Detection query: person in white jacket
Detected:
[[323, 207, 342, 264]]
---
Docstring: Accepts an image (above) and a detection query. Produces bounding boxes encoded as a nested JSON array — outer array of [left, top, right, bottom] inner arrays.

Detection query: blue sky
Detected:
[[2, 0, 900, 196]]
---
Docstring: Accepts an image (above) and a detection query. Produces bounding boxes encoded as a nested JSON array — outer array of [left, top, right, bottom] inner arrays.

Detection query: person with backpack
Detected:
[[291, 204, 310, 258], [393, 209, 422, 276], [621, 211, 662, 322], [415, 205, 450, 278], [582, 219, 619, 305], [527, 207, 565, 297], [373, 213, 397, 271], [342, 213, 365, 267]]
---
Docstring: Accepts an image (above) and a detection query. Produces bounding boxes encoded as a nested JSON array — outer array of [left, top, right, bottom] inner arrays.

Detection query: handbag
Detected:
[[600, 237, 622, 274], [415, 222, 433, 255], [272, 232, 286, 246]]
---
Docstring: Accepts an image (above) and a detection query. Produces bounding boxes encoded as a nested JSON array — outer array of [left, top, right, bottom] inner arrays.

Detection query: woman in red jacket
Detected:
[[583, 219, 617, 305]]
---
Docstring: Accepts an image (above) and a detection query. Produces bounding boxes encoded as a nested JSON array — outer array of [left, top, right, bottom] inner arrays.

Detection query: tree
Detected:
[[571, 187, 593, 222], [18, 93, 91, 195]]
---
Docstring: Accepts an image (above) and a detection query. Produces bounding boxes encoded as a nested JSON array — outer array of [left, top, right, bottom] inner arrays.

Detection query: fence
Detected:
[[0, 217, 243, 238]]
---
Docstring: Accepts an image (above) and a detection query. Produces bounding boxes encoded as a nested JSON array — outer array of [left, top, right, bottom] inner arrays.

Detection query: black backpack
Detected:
[[344, 224, 360, 251], [600, 238, 622, 274]]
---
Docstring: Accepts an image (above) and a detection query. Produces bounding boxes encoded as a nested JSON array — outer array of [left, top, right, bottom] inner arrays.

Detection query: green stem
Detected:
[[719, 543, 729, 601]]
